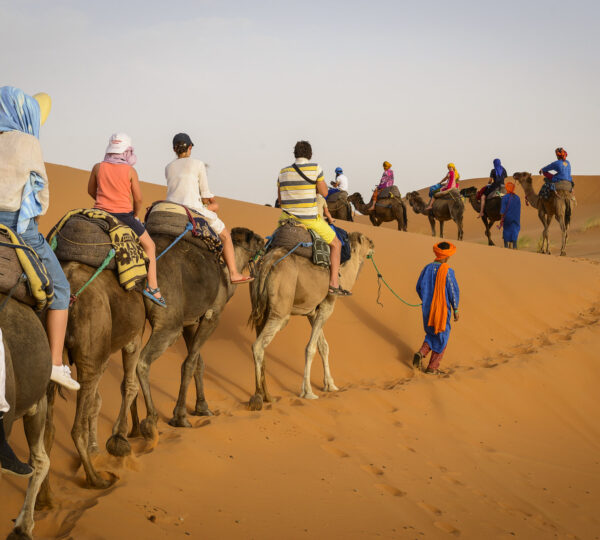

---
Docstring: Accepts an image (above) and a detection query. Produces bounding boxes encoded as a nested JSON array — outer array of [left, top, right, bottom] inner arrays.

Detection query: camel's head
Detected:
[[231, 227, 265, 255], [512, 172, 532, 186], [348, 232, 375, 259], [348, 192, 363, 205], [460, 186, 477, 198], [405, 191, 421, 208]]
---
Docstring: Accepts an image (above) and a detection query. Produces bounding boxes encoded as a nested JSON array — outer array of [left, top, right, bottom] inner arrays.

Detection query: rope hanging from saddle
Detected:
[[69, 249, 116, 306], [367, 254, 422, 308]]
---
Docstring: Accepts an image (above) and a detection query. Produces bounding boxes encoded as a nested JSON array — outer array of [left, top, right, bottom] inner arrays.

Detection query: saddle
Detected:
[[145, 201, 223, 260], [0, 224, 54, 310], [377, 186, 402, 200], [477, 185, 506, 201], [268, 219, 330, 268], [434, 188, 461, 202], [539, 181, 574, 201], [326, 190, 348, 204], [47, 209, 148, 291]]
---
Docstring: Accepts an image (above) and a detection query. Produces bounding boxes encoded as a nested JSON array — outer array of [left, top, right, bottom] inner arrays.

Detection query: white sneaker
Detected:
[[50, 364, 80, 391]]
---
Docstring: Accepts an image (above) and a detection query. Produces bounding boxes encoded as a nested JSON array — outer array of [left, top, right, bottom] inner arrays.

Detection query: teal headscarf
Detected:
[[0, 86, 45, 233]]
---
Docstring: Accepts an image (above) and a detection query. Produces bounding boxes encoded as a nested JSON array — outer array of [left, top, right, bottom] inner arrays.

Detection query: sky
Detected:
[[2, 0, 599, 205]]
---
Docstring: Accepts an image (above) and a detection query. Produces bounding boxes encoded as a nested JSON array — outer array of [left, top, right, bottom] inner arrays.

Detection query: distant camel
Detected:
[[513, 172, 573, 256], [460, 186, 502, 246], [42, 262, 146, 492], [135, 227, 264, 441], [326, 194, 353, 222], [348, 192, 407, 231], [247, 232, 374, 411], [0, 295, 51, 539], [405, 191, 464, 240]]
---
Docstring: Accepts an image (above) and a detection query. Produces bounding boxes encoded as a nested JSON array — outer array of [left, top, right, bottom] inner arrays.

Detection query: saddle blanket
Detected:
[[48, 209, 147, 291]]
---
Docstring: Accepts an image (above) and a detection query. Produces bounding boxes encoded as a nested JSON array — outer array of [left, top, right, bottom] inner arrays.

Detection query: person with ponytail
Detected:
[[413, 242, 460, 374], [425, 163, 460, 211], [165, 133, 253, 284]]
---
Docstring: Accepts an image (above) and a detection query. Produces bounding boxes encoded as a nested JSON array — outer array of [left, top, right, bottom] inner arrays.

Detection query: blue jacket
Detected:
[[541, 159, 572, 182]]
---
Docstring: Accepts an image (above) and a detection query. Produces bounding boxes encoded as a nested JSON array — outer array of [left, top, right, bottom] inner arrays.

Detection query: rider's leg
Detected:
[[328, 236, 341, 289]]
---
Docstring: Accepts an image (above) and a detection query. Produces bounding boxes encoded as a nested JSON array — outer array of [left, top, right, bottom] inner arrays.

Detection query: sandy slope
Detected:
[[1, 165, 599, 539]]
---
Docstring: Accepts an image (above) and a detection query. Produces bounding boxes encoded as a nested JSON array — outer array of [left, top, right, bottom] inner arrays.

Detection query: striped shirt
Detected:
[[277, 158, 324, 220]]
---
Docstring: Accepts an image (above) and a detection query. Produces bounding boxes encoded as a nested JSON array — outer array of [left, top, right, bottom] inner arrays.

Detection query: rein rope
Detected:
[[69, 249, 116, 306], [366, 253, 422, 308]]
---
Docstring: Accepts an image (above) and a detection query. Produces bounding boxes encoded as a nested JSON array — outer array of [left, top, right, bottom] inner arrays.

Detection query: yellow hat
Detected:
[[33, 93, 52, 125]]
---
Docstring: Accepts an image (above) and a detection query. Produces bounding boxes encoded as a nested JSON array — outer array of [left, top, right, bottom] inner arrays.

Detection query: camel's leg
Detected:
[[10, 396, 49, 540], [249, 316, 286, 410], [107, 336, 142, 456], [483, 217, 494, 245], [137, 325, 180, 441], [170, 325, 201, 427], [86, 388, 102, 456], [191, 314, 222, 416], [308, 305, 337, 393], [538, 209, 549, 254], [72, 374, 114, 489], [129, 397, 141, 438], [428, 215, 436, 236], [457, 216, 463, 241], [36, 384, 57, 511], [302, 303, 335, 399], [556, 199, 568, 256], [439, 220, 445, 239]]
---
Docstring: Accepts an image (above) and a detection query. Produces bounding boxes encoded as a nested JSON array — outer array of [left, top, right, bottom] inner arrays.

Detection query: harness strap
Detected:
[[272, 242, 313, 268], [70, 249, 116, 306], [156, 222, 194, 261]]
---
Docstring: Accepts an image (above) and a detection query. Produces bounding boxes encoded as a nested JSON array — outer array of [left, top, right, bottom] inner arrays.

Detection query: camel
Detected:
[[135, 227, 264, 441], [41, 262, 146, 492], [0, 295, 51, 539], [513, 172, 573, 256], [348, 192, 407, 231], [326, 195, 353, 222], [247, 232, 374, 411], [405, 191, 464, 241], [460, 186, 502, 246]]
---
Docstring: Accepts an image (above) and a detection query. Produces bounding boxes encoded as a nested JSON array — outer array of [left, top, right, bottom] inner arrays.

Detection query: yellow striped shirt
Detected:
[[277, 158, 324, 220]]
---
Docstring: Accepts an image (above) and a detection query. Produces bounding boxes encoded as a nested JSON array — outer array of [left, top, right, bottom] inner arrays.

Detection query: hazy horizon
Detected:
[[2, 0, 599, 205]]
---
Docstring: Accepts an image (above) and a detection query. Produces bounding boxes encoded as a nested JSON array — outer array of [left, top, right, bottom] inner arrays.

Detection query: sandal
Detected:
[[143, 286, 167, 308], [231, 276, 255, 285], [328, 286, 352, 297]]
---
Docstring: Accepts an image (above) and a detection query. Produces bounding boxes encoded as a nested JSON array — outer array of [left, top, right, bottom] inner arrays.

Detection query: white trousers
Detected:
[[0, 329, 9, 413]]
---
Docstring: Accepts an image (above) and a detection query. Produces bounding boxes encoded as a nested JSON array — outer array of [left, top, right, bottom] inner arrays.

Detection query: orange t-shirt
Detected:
[[94, 162, 133, 213]]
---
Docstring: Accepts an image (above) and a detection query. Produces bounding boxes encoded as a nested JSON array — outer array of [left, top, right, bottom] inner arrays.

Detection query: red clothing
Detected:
[[441, 170, 458, 192], [94, 162, 133, 213], [418, 341, 446, 370]]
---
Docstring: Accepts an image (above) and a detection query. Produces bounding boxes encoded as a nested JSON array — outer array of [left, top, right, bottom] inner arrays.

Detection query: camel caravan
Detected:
[[0, 85, 577, 538]]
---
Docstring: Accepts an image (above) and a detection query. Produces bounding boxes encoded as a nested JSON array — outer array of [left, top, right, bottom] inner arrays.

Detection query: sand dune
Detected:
[[1, 165, 599, 539]]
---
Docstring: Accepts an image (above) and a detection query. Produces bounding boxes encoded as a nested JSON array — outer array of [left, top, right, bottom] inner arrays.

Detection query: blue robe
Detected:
[[501, 193, 521, 243], [416, 262, 460, 353]]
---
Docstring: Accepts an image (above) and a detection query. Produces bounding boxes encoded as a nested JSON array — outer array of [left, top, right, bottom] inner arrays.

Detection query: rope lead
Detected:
[[366, 253, 422, 308]]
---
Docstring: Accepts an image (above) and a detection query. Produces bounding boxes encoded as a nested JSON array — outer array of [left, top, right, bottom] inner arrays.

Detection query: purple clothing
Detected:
[[104, 147, 137, 166], [378, 169, 394, 189]]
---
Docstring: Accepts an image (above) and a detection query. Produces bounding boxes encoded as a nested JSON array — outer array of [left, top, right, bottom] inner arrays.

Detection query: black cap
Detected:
[[173, 133, 193, 147]]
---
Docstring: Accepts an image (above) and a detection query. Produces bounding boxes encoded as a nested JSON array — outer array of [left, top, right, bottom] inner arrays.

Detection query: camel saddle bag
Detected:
[[268, 219, 330, 268], [0, 224, 54, 310]]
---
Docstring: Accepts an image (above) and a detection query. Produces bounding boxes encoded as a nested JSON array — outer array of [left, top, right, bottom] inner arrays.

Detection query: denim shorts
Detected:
[[0, 211, 70, 310], [109, 211, 147, 237]]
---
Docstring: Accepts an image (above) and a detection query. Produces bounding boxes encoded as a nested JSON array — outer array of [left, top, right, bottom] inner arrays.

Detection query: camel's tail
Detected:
[[565, 199, 572, 227], [248, 251, 279, 331]]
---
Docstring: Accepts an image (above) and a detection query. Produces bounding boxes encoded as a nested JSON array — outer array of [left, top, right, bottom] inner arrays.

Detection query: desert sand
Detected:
[[1, 165, 599, 539]]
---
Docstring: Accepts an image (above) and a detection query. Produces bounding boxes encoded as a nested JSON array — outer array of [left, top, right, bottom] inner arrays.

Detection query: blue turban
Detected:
[[493, 158, 503, 180]]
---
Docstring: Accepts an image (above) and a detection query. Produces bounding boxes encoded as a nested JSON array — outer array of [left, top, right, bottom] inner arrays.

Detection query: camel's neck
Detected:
[[468, 194, 481, 213], [521, 181, 539, 208], [352, 196, 370, 214], [411, 197, 428, 215], [340, 250, 368, 289]]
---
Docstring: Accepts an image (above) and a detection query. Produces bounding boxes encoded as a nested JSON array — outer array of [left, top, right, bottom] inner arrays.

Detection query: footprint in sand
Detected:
[[375, 483, 406, 497], [361, 464, 384, 476], [433, 521, 460, 536], [418, 502, 442, 516], [321, 445, 350, 458]]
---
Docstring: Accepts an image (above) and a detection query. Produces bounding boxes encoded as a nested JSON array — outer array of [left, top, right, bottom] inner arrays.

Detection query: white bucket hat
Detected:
[[105, 132, 132, 154]]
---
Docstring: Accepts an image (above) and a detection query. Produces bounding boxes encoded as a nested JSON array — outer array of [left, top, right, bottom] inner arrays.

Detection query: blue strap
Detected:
[[272, 242, 312, 268], [156, 222, 194, 261]]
